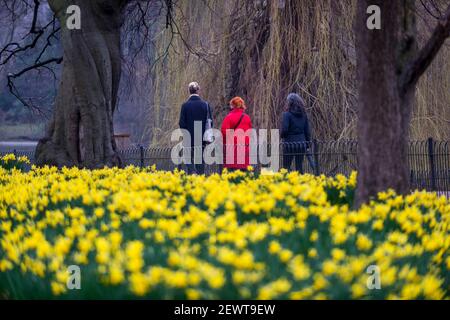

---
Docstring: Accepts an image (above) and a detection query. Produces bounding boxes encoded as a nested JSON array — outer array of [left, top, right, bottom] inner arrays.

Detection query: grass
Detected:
[[0, 123, 45, 141]]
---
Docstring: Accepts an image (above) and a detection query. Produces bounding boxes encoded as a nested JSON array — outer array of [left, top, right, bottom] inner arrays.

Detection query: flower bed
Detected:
[[0, 159, 449, 299]]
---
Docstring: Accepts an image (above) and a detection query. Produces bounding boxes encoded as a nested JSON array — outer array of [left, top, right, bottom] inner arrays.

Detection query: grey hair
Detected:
[[287, 93, 306, 114], [188, 82, 200, 94]]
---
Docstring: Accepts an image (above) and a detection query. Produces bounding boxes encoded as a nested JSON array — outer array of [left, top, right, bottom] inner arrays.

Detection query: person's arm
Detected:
[[207, 103, 214, 128], [305, 115, 312, 143], [246, 116, 253, 146], [221, 115, 229, 145], [281, 112, 289, 139], [179, 104, 186, 129]]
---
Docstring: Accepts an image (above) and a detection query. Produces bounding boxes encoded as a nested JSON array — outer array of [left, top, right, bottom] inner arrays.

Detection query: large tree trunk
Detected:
[[224, 1, 250, 101], [36, 0, 125, 168], [355, 0, 450, 205], [224, 0, 270, 101], [355, 0, 416, 205]]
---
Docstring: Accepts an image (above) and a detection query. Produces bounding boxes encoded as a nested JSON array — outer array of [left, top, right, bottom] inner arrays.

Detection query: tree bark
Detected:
[[355, 0, 414, 206], [36, 0, 125, 168], [224, 0, 270, 102], [224, 1, 250, 101], [355, 0, 450, 206]]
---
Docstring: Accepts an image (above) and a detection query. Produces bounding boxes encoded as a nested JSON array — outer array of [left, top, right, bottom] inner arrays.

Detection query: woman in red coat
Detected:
[[221, 97, 253, 171]]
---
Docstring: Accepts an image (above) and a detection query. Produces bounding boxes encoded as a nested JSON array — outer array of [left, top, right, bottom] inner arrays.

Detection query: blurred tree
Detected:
[[0, 0, 170, 167], [34, 0, 128, 167], [354, 0, 450, 205]]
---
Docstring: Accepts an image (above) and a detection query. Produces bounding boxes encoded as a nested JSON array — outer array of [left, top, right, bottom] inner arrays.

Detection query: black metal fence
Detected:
[[2, 139, 449, 191]]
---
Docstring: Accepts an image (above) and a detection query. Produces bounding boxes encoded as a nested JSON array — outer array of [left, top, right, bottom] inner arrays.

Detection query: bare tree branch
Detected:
[[6, 57, 62, 113], [401, 4, 450, 94]]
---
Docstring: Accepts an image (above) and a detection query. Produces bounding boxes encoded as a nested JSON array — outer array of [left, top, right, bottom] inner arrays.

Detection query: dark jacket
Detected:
[[179, 95, 211, 146], [281, 111, 311, 143]]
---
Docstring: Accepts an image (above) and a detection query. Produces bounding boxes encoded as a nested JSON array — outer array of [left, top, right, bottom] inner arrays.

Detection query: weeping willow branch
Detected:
[[148, 0, 450, 145]]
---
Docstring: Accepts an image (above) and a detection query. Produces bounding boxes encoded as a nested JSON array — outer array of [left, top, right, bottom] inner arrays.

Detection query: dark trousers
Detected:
[[283, 143, 307, 173], [186, 145, 205, 175], [187, 163, 205, 175]]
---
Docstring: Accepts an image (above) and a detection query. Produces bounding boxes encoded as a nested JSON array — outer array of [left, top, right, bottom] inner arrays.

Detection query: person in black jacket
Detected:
[[179, 82, 213, 175], [280, 93, 312, 173]]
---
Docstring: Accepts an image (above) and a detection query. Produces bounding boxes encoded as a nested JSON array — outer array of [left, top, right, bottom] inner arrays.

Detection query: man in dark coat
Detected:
[[179, 82, 212, 175]]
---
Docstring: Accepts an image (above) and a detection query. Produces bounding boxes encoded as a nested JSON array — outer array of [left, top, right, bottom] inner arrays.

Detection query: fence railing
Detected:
[[2, 139, 449, 191]]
